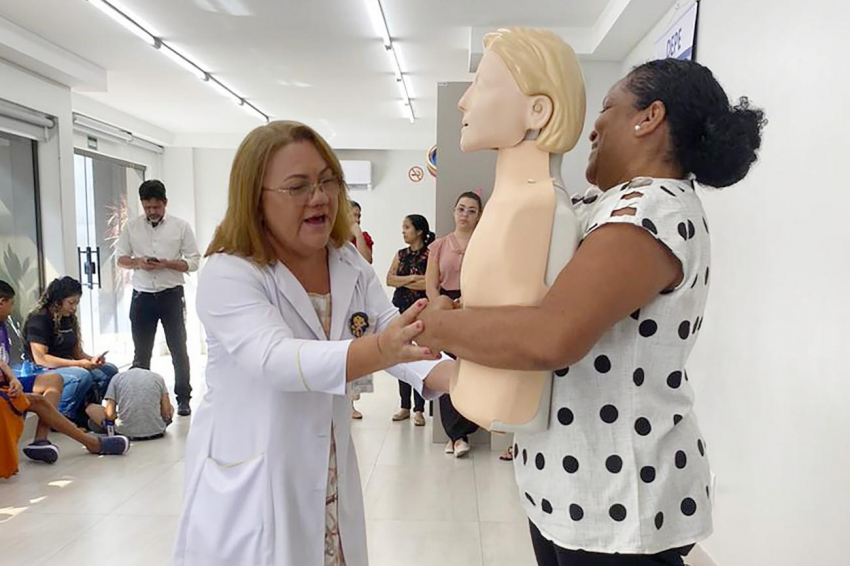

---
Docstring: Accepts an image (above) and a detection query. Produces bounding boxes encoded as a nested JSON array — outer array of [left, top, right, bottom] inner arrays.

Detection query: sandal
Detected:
[[499, 446, 514, 461]]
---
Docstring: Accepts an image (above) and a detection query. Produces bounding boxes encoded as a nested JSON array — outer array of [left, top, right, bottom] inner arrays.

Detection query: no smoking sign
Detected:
[[408, 166, 424, 183]]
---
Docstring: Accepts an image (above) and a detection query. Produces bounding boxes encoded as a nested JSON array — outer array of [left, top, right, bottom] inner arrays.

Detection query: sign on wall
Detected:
[[655, 0, 700, 61]]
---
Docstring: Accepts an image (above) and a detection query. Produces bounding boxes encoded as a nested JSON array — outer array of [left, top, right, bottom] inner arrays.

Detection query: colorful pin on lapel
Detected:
[[349, 312, 370, 338]]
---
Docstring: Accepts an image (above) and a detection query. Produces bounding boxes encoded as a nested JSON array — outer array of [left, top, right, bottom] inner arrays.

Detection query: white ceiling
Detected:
[[0, 0, 677, 149]]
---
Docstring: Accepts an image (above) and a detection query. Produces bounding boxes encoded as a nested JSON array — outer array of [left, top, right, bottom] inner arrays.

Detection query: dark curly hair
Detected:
[[627, 58, 767, 188], [25, 276, 83, 349]]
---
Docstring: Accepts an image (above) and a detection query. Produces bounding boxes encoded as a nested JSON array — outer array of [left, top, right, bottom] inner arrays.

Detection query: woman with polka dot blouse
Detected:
[[418, 59, 766, 565]]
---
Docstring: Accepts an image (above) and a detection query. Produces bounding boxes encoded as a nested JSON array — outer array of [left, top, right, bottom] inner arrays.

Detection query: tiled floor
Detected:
[[0, 356, 535, 566]]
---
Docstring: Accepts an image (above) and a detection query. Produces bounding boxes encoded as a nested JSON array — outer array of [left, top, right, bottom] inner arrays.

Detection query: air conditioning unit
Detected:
[[341, 160, 372, 190]]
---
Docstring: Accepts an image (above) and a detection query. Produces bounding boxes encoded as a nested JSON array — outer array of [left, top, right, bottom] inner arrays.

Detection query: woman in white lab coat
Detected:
[[173, 121, 453, 566]]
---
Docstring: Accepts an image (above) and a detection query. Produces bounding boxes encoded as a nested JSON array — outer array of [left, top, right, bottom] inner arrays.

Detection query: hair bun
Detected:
[[689, 97, 767, 188]]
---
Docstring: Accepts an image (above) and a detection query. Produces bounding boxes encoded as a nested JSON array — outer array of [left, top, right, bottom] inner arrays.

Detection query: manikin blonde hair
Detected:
[[206, 121, 353, 265], [483, 27, 586, 154]]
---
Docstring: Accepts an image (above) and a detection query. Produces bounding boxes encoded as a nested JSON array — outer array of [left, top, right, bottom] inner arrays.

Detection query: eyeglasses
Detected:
[[263, 177, 343, 201], [454, 205, 480, 216]]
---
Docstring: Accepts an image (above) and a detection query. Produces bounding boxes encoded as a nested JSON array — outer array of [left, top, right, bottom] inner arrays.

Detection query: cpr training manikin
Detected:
[[451, 27, 586, 433]]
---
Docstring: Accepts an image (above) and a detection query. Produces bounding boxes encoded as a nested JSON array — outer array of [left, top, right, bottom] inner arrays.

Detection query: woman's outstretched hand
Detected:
[[377, 299, 442, 365]]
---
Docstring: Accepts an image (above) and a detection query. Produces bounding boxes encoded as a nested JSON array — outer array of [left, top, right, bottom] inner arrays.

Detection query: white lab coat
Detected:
[[173, 244, 442, 566]]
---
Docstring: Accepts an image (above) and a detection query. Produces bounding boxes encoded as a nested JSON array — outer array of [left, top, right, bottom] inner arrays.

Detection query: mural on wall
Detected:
[[0, 245, 38, 362], [427, 145, 437, 178]]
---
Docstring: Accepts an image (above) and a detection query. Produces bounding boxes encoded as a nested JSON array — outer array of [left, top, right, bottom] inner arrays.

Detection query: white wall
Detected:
[[336, 149, 435, 293], [624, 1, 850, 565], [187, 146, 435, 297]]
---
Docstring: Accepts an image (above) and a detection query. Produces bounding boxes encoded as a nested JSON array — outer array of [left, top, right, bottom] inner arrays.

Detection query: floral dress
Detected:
[[391, 245, 430, 313], [308, 293, 346, 566]]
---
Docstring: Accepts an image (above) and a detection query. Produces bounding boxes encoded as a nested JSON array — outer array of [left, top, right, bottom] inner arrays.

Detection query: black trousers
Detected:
[[437, 287, 479, 442], [529, 522, 693, 566], [398, 380, 425, 412], [130, 286, 192, 403]]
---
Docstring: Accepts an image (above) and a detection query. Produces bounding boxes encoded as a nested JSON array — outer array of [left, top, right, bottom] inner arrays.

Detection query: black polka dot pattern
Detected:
[[633, 368, 645, 386], [642, 218, 658, 235], [606, 455, 623, 473], [640, 466, 656, 483], [522, 449, 528, 465], [535, 453, 546, 470], [609, 504, 627, 522], [667, 371, 683, 389], [514, 178, 712, 541], [639, 320, 658, 337], [635, 417, 652, 436], [600, 405, 619, 424], [514, 443, 519, 457]]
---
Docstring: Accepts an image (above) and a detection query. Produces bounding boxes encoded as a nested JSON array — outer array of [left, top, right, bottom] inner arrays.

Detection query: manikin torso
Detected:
[[452, 140, 580, 432]]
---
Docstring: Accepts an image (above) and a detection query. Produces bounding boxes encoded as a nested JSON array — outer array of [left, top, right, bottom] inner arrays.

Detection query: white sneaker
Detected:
[[444, 440, 455, 454], [454, 439, 471, 458]]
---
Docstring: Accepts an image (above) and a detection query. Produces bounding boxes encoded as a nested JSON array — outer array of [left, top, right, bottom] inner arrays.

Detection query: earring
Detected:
[[634, 125, 641, 131]]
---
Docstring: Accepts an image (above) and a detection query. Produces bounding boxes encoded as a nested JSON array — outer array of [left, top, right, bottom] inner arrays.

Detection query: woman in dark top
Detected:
[[387, 214, 435, 426], [24, 277, 118, 426]]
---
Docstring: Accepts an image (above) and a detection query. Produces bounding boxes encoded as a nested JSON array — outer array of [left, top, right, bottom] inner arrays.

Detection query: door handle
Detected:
[[93, 246, 102, 289]]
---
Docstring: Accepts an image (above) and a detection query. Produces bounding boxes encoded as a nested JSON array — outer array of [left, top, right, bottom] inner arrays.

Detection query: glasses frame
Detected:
[[262, 176, 344, 200]]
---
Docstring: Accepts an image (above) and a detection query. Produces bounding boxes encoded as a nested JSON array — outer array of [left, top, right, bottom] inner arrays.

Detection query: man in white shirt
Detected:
[[116, 180, 200, 416]]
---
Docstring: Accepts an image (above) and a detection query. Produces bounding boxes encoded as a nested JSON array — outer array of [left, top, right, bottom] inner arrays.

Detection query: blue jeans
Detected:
[[51, 363, 119, 423]]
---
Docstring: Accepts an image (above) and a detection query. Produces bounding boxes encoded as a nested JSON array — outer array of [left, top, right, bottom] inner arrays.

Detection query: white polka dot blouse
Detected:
[[514, 177, 713, 554]]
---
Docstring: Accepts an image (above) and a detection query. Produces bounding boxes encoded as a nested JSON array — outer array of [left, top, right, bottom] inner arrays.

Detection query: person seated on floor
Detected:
[[23, 277, 118, 427], [1, 280, 73, 449], [0, 357, 130, 477], [86, 367, 174, 441]]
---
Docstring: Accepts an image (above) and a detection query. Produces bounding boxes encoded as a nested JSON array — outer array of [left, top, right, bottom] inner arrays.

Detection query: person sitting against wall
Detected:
[[1, 355, 129, 476], [23, 277, 118, 427]]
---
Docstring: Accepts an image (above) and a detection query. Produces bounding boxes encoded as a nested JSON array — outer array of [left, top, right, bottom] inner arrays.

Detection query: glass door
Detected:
[[73, 151, 144, 369], [0, 130, 43, 366]]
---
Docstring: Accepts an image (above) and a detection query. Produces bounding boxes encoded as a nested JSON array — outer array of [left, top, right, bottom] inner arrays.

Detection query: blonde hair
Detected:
[[483, 27, 586, 153], [206, 121, 353, 265]]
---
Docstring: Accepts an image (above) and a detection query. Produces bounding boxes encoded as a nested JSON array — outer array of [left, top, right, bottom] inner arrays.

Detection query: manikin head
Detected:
[[458, 27, 586, 154]]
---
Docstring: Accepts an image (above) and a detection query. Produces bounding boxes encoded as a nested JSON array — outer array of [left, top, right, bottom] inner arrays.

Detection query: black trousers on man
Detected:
[[130, 285, 191, 403]]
